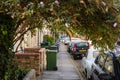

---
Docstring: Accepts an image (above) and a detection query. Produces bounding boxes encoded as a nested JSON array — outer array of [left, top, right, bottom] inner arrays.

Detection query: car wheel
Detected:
[[68, 49, 70, 53], [79, 56, 83, 59], [84, 52, 88, 57], [73, 55, 77, 60]]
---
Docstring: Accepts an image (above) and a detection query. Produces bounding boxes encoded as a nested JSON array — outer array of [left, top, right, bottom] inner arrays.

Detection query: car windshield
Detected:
[[71, 38, 81, 42], [64, 37, 70, 40], [76, 42, 88, 47], [65, 38, 70, 41]]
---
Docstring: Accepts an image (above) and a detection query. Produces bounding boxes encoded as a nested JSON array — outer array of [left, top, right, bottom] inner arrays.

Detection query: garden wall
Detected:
[[15, 48, 46, 76]]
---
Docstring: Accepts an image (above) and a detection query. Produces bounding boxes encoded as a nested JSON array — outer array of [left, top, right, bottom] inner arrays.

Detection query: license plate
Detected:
[[79, 50, 86, 52]]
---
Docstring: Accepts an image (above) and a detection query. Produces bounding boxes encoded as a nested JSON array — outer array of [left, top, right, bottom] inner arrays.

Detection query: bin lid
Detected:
[[51, 45, 57, 47], [47, 49, 58, 52]]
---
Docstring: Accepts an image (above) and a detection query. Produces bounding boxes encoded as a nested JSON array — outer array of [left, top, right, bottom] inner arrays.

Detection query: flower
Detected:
[[40, 1, 44, 7], [101, 1, 107, 7], [113, 22, 118, 27], [55, 0, 60, 5]]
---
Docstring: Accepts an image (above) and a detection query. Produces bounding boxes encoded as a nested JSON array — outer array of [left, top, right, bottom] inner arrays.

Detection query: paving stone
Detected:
[[37, 43, 83, 80]]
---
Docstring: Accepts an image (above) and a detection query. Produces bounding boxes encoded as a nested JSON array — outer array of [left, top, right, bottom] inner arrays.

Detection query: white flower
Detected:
[[40, 1, 44, 7], [113, 22, 118, 27]]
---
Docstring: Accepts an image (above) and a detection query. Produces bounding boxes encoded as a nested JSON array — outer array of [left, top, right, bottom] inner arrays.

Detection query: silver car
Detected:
[[91, 51, 120, 80], [82, 50, 99, 80]]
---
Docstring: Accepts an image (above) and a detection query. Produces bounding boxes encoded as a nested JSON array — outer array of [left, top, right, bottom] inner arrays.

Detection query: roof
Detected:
[[104, 51, 120, 58]]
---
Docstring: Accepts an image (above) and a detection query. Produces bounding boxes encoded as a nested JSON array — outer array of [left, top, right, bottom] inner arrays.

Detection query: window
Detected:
[[76, 42, 88, 47], [71, 42, 74, 47], [104, 57, 113, 75], [96, 55, 106, 69]]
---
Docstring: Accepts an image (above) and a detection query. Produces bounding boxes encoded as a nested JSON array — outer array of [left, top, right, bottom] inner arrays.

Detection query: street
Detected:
[[41, 42, 85, 80], [60, 42, 88, 80], [59, 42, 84, 80], [63, 42, 97, 80], [40, 40, 99, 80]]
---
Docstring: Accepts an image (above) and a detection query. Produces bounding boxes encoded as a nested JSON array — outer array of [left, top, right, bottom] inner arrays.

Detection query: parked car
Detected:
[[69, 41, 90, 60], [82, 50, 100, 80], [64, 37, 70, 45], [61, 37, 70, 44], [91, 51, 120, 80], [70, 37, 81, 42], [67, 37, 82, 53], [113, 41, 120, 54]]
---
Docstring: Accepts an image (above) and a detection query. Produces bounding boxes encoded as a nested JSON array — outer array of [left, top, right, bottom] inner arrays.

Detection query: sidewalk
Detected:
[[37, 43, 83, 80]]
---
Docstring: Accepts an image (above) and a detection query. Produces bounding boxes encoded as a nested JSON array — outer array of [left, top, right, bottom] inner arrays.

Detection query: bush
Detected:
[[43, 35, 54, 45], [17, 68, 30, 80]]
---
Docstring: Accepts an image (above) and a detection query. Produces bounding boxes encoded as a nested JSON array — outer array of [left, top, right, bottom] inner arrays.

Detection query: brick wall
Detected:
[[15, 53, 40, 75], [15, 48, 46, 76], [24, 48, 40, 53]]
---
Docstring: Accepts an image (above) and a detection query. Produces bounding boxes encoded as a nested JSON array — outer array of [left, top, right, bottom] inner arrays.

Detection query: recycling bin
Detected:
[[44, 42, 49, 46], [46, 50, 57, 70], [49, 45, 58, 51]]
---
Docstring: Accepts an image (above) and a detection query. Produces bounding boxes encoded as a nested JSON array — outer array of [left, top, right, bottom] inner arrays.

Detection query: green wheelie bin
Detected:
[[46, 50, 58, 70]]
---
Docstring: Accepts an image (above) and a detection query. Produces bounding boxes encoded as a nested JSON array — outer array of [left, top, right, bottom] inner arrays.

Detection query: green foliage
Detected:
[[0, 0, 120, 79], [60, 0, 120, 49], [41, 35, 55, 49], [43, 45, 51, 49], [0, 13, 18, 80], [43, 35, 54, 45], [17, 68, 30, 80], [3, 60, 18, 80], [0, 0, 119, 49]]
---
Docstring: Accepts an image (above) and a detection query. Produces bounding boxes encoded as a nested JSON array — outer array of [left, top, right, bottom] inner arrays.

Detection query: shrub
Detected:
[[43, 35, 54, 45], [17, 68, 30, 80]]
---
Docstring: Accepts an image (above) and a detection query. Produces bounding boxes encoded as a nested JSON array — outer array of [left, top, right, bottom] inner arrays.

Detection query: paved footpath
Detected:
[[38, 43, 83, 80]]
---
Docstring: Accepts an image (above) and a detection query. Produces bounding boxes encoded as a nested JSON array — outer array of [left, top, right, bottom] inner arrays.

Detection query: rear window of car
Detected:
[[66, 38, 70, 41], [71, 38, 80, 41], [76, 42, 88, 47]]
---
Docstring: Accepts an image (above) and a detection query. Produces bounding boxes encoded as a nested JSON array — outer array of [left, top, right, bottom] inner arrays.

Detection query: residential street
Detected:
[[40, 42, 84, 80], [1, 1, 120, 80]]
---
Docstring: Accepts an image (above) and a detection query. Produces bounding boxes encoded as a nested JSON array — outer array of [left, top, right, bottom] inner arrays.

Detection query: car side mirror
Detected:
[[98, 73, 112, 80], [93, 51, 99, 58]]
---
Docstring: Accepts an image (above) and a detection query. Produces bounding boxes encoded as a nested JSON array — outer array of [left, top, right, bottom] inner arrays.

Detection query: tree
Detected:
[[0, 0, 120, 79], [0, 0, 44, 79], [38, 0, 120, 49], [0, 13, 18, 80]]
